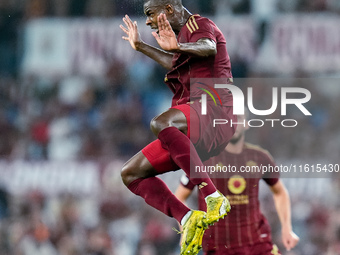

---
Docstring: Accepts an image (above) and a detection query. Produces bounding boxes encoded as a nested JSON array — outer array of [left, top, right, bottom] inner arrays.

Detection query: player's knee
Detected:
[[121, 162, 138, 186], [150, 115, 172, 137]]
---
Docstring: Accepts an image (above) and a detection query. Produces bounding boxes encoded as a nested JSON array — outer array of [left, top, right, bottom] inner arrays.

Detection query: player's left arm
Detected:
[[153, 13, 216, 57], [269, 180, 300, 251]]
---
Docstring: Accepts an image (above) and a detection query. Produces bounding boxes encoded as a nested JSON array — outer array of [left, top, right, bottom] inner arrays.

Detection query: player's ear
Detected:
[[165, 4, 174, 14]]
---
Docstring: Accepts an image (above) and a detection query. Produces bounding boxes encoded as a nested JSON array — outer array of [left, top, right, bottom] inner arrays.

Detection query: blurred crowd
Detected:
[[1, 0, 340, 255], [0, 169, 184, 255], [0, 64, 164, 161], [2, 0, 340, 74], [1, 0, 340, 19], [2, 74, 339, 163], [0, 174, 339, 255]]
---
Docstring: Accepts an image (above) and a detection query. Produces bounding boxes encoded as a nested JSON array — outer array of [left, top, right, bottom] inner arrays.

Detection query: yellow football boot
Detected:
[[206, 191, 231, 225], [180, 210, 208, 255]]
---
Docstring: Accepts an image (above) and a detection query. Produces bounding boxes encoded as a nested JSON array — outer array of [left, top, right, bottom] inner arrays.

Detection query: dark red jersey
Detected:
[[165, 15, 233, 107], [181, 143, 279, 253]]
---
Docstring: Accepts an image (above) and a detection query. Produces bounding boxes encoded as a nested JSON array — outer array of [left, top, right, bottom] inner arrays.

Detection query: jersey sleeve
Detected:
[[180, 174, 196, 190], [185, 16, 217, 43]]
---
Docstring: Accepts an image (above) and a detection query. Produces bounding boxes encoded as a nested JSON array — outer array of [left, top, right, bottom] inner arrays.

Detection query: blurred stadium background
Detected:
[[0, 0, 340, 254]]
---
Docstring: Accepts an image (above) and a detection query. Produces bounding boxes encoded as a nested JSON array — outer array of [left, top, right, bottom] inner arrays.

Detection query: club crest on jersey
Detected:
[[228, 175, 246, 195]]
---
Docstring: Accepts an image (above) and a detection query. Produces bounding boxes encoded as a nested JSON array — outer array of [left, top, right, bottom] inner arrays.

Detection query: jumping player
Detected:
[[175, 115, 300, 254], [119, 0, 236, 254]]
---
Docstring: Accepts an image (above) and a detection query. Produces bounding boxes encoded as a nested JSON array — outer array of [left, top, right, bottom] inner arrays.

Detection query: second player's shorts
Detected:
[[142, 100, 236, 174]]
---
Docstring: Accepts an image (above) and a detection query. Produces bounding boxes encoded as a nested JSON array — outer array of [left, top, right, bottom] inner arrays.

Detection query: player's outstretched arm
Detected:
[[120, 15, 142, 51], [153, 13, 217, 57], [270, 180, 300, 251], [120, 14, 174, 70]]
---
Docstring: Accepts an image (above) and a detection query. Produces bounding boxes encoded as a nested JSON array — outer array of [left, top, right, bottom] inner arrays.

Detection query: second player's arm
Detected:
[[175, 184, 193, 204], [269, 180, 299, 251]]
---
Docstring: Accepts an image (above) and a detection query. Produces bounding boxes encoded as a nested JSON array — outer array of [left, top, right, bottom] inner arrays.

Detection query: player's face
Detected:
[[229, 115, 249, 144], [144, 1, 166, 30]]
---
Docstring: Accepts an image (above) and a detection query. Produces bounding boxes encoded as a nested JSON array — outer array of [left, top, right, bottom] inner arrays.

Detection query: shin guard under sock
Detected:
[[127, 177, 190, 223], [158, 126, 217, 197]]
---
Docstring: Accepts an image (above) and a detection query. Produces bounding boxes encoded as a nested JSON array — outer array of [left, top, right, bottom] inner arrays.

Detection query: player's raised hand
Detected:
[[152, 13, 179, 52], [282, 229, 299, 251], [120, 15, 143, 51]]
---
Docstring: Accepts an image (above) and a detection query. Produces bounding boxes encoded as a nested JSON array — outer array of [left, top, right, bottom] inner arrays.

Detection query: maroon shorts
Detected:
[[204, 243, 281, 255], [142, 101, 236, 174]]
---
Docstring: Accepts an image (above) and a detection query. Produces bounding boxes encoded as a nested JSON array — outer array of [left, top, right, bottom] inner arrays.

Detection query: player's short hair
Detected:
[[144, 0, 182, 7]]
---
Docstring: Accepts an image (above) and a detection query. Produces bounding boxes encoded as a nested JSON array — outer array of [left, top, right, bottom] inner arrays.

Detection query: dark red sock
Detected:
[[158, 126, 217, 197], [128, 177, 190, 223]]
